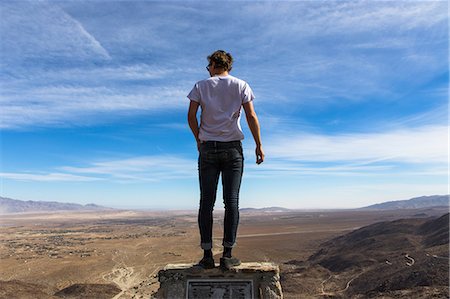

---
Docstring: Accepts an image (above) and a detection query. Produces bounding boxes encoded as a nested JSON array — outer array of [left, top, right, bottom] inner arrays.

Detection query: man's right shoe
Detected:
[[220, 257, 241, 270], [196, 256, 215, 269]]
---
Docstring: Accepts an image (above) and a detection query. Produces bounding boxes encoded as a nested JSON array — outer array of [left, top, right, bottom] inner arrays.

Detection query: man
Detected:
[[187, 50, 264, 270]]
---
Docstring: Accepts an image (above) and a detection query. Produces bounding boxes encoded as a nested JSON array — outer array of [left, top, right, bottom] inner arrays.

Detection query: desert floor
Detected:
[[0, 207, 447, 298]]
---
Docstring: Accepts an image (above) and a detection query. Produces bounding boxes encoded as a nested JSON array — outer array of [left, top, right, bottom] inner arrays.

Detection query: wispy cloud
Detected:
[[3, 64, 174, 82], [245, 161, 447, 179], [0, 82, 188, 129], [241, 1, 447, 104], [0, 172, 101, 182], [65, 8, 111, 60], [3, 123, 446, 184], [1, 155, 197, 183], [1, 1, 111, 63], [265, 125, 447, 164], [1, 1, 447, 129], [245, 162, 396, 178], [240, 123, 448, 179], [249, 1, 447, 37], [59, 155, 196, 182], [383, 103, 448, 129]]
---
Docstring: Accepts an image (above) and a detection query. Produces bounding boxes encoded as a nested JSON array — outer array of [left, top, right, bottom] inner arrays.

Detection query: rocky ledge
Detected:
[[155, 262, 283, 299]]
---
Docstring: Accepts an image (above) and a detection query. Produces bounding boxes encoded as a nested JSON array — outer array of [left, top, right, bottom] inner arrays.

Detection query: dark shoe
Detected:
[[220, 257, 241, 270], [196, 257, 215, 269]]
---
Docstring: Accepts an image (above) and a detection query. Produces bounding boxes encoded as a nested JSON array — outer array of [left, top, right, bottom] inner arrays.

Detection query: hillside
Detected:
[[0, 197, 113, 214], [283, 213, 449, 298], [360, 195, 448, 210]]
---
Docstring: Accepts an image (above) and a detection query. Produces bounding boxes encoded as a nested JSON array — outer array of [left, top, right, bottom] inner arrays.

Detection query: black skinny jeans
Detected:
[[198, 141, 244, 250]]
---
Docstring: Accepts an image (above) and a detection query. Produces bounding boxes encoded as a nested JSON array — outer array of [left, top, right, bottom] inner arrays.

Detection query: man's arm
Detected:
[[187, 100, 201, 150], [243, 101, 264, 164]]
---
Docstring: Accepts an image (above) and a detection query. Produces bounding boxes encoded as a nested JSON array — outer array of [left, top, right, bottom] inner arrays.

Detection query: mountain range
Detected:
[[0, 194, 448, 214], [0, 196, 112, 214], [360, 195, 448, 210]]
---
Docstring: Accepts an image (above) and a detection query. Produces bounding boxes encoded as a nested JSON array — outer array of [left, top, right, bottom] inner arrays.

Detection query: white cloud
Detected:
[[0, 83, 188, 128], [244, 161, 447, 179], [156, 123, 189, 130], [265, 125, 447, 164], [383, 103, 448, 129], [1, 1, 447, 129], [5, 64, 174, 82], [265, 1, 447, 35], [1, 1, 110, 63], [244, 162, 396, 178], [1, 155, 197, 183], [67, 10, 111, 59], [59, 155, 196, 182], [0, 172, 101, 182], [2, 122, 447, 184], [240, 1, 447, 105]]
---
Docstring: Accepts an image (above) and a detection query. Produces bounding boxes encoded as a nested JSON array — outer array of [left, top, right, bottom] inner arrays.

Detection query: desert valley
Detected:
[[0, 196, 448, 298]]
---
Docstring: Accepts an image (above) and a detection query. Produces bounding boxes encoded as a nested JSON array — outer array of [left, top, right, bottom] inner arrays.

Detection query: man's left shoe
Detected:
[[196, 256, 215, 269], [220, 257, 241, 270]]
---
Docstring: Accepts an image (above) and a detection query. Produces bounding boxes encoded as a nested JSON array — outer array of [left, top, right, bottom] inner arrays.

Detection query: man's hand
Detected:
[[256, 145, 264, 164]]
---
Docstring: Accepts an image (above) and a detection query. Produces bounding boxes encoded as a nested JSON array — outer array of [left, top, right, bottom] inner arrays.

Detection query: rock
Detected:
[[155, 262, 283, 299]]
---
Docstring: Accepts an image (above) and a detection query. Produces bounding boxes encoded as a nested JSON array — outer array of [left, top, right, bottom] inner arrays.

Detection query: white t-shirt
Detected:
[[187, 75, 255, 142]]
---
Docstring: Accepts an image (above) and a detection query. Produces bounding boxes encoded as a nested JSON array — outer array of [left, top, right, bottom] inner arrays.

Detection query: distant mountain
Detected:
[[360, 195, 449, 210], [285, 213, 449, 298], [0, 196, 113, 214], [240, 206, 292, 213]]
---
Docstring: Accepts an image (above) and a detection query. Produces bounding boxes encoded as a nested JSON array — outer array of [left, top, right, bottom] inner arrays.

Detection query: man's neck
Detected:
[[212, 70, 229, 77]]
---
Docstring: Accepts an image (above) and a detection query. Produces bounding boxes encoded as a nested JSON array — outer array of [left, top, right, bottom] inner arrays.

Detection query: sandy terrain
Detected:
[[0, 207, 447, 298]]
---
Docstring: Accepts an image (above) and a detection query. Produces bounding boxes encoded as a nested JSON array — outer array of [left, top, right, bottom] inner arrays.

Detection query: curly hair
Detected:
[[207, 50, 233, 71]]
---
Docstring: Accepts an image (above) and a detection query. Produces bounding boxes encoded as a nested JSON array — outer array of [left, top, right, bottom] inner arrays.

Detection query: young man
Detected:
[[187, 50, 264, 269]]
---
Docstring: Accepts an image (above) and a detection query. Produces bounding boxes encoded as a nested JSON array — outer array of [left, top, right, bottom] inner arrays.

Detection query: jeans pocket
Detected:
[[238, 144, 244, 156], [227, 147, 243, 162]]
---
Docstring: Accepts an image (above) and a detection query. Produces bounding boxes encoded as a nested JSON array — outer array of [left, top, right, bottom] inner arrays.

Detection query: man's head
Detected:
[[207, 50, 233, 75]]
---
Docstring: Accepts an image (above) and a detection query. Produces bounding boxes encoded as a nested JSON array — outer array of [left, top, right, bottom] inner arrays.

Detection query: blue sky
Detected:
[[0, 1, 448, 209]]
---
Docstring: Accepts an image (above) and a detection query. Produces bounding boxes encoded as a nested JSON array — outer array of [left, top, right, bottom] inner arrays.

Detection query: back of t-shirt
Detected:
[[187, 75, 255, 142]]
